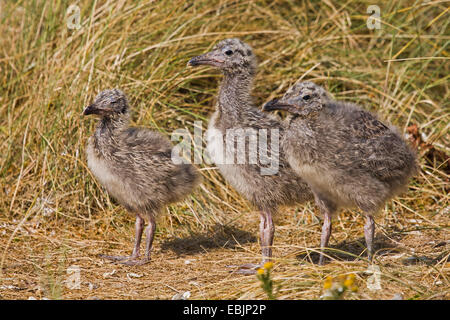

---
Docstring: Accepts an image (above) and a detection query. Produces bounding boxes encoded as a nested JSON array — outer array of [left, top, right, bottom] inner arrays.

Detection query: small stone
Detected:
[[126, 273, 143, 280], [392, 293, 403, 300], [172, 291, 191, 300], [102, 269, 117, 278]]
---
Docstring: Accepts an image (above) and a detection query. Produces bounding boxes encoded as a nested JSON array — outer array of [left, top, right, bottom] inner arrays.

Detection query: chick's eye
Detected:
[[303, 95, 311, 101], [225, 50, 233, 56]]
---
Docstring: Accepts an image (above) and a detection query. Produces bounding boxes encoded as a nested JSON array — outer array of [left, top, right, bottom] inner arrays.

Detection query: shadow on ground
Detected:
[[296, 232, 406, 264], [160, 224, 257, 256]]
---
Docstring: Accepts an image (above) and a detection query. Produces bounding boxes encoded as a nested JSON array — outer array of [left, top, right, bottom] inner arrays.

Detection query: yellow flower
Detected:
[[256, 268, 264, 275], [344, 278, 354, 287], [323, 276, 333, 290], [323, 281, 332, 290], [263, 262, 274, 270], [344, 274, 356, 287]]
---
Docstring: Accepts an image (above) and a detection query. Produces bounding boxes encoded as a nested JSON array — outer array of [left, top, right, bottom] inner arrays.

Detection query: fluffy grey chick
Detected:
[[83, 89, 200, 266], [264, 81, 417, 264], [188, 39, 313, 272]]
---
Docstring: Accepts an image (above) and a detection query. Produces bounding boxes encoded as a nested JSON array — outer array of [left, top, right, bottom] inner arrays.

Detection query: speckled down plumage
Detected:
[[190, 38, 313, 211], [263, 81, 418, 263], [273, 81, 418, 214], [87, 124, 200, 217], [84, 89, 200, 265]]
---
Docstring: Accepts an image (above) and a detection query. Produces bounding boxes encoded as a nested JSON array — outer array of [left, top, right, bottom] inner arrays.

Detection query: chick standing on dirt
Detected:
[[83, 89, 200, 266], [263, 81, 417, 264], [187, 39, 313, 273]]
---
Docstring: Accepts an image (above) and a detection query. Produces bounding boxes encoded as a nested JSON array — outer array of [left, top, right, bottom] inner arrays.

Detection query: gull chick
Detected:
[[188, 39, 313, 273], [264, 81, 417, 264], [83, 89, 200, 265]]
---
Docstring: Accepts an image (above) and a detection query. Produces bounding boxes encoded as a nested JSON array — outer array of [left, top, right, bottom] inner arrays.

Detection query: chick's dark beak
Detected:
[[263, 99, 301, 114], [187, 56, 202, 67], [83, 104, 97, 115], [187, 51, 224, 67], [262, 99, 280, 112]]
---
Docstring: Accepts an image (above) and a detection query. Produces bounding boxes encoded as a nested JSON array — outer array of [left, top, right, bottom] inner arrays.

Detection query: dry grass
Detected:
[[0, 0, 448, 300]]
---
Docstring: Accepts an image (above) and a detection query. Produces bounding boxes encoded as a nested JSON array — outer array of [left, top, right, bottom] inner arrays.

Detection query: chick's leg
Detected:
[[231, 209, 275, 275], [99, 215, 145, 262], [364, 215, 375, 262], [319, 210, 332, 265], [314, 193, 335, 265], [119, 215, 155, 266], [260, 209, 275, 264]]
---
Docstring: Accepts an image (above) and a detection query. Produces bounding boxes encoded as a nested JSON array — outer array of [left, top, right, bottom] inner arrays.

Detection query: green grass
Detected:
[[0, 0, 448, 300]]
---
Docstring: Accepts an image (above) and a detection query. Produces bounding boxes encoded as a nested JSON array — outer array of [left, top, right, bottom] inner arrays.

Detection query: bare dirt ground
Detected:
[[1, 203, 448, 300]]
